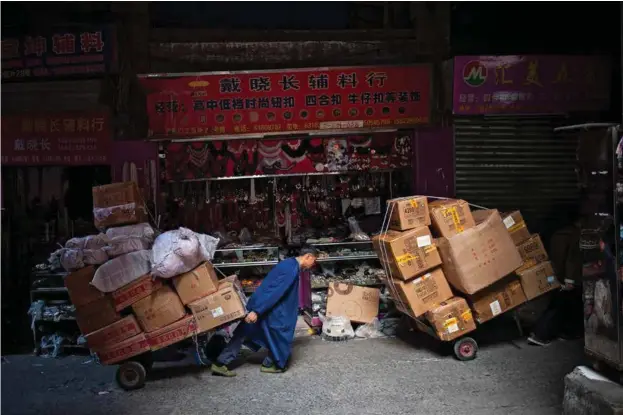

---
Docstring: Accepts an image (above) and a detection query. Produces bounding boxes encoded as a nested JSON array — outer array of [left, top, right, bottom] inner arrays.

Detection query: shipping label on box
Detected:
[[132, 286, 187, 333], [65, 266, 105, 308], [112, 275, 163, 311], [516, 261, 560, 300], [173, 262, 220, 305], [468, 278, 527, 323], [146, 315, 197, 351], [387, 196, 431, 231], [501, 211, 531, 245], [190, 285, 246, 333], [517, 234, 549, 265], [387, 267, 453, 317], [97, 333, 151, 365], [75, 296, 120, 335], [326, 283, 380, 324], [425, 297, 476, 342], [429, 199, 475, 238], [86, 315, 142, 350]]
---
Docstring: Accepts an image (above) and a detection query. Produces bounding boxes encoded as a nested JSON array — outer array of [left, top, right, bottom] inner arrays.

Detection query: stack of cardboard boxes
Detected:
[[66, 182, 246, 365], [373, 197, 562, 341]]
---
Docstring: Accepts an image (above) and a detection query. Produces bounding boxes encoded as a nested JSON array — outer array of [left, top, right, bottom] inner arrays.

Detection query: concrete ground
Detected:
[[2, 325, 585, 415]]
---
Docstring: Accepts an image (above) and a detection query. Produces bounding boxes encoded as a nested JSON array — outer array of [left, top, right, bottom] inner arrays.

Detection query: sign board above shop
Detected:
[[1, 26, 117, 81], [1, 112, 112, 165], [138, 65, 431, 138], [452, 55, 611, 115]]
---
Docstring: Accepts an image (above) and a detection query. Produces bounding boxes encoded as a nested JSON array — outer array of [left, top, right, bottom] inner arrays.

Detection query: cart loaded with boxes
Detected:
[[373, 196, 561, 360], [64, 182, 248, 390]]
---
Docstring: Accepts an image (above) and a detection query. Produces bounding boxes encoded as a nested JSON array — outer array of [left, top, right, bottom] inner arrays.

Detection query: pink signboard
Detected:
[[453, 55, 611, 115]]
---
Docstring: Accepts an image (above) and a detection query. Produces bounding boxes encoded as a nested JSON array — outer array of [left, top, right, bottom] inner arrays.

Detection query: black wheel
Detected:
[[453, 337, 478, 361], [116, 361, 147, 391]]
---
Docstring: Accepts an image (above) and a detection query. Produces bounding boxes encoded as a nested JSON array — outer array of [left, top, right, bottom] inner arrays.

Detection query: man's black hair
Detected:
[[299, 244, 319, 257]]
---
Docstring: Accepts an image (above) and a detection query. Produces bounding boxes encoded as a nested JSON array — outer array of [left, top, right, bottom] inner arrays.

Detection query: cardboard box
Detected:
[[517, 234, 549, 265], [75, 296, 120, 334], [85, 315, 142, 349], [372, 227, 442, 281], [189, 283, 246, 333], [502, 211, 531, 245], [146, 315, 197, 351], [429, 199, 475, 238], [93, 181, 142, 209], [173, 262, 220, 305], [436, 210, 523, 294], [112, 275, 163, 311], [425, 297, 477, 342], [468, 278, 527, 323], [387, 196, 430, 231], [516, 261, 560, 300], [385, 268, 453, 317], [97, 333, 151, 365], [132, 286, 187, 333], [325, 283, 380, 324], [64, 266, 105, 308]]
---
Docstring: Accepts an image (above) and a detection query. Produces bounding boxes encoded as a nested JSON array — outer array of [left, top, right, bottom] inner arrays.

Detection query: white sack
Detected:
[[151, 228, 219, 279], [65, 233, 109, 250], [105, 223, 155, 243], [82, 249, 109, 265], [92, 250, 152, 292], [104, 237, 151, 258], [60, 249, 85, 271]]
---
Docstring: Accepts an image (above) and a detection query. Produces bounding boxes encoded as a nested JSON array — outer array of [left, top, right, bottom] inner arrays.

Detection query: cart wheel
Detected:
[[453, 337, 478, 361], [116, 361, 147, 391]]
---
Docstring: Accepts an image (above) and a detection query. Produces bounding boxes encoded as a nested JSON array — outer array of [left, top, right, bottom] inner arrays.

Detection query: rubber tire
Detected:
[[116, 361, 147, 391], [453, 337, 478, 361]]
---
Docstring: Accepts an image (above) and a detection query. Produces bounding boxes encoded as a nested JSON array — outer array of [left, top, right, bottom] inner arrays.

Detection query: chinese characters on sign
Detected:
[[453, 55, 611, 115], [140, 65, 431, 138], [1, 26, 115, 81], [1, 113, 112, 165]]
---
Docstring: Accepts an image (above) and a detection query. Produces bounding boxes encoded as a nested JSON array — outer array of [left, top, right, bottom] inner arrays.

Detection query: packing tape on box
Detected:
[[442, 206, 464, 233], [508, 221, 527, 234], [395, 253, 418, 264]]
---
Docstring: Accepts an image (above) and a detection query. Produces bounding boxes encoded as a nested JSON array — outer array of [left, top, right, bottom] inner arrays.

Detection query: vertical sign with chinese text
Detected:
[[1, 112, 112, 165], [139, 65, 431, 138], [1, 26, 116, 81], [453, 55, 611, 115]]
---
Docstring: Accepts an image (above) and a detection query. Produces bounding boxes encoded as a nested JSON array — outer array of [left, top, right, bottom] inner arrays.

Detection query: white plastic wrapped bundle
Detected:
[[104, 237, 151, 258], [151, 228, 219, 279], [594, 279, 614, 329], [91, 250, 152, 292], [105, 223, 155, 243], [321, 315, 355, 341], [83, 249, 109, 265], [60, 249, 85, 271], [65, 233, 110, 250]]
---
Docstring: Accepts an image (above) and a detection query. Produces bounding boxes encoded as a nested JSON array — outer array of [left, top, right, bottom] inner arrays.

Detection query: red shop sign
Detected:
[[1, 112, 112, 165], [139, 65, 432, 138]]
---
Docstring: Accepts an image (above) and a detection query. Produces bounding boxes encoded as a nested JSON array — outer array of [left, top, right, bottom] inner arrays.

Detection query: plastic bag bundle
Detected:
[[151, 228, 219, 279], [91, 250, 152, 292], [105, 223, 155, 243], [65, 233, 110, 250], [347, 216, 370, 241], [60, 249, 85, 271], [104, 237, 151, 258], [82, 249, 109, 265], [321, 315, 355, 341], [354, 318, 386, 339], [594, 279, 614, 329]]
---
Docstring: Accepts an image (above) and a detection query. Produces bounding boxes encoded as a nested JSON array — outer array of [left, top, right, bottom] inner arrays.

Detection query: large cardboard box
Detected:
[[516, 261, 560, 300], [372, 227, 442, 281], [501, 211, 531, 245], [85, 315, 142, 349], [146, 315, 197, 351], [517, 234, 549, 265], [429, 199, 475, 238], [96, 333, 151, 365], [468, 278, 527, 323], [386, 268, 453, 318], [132, 286, 187, 333], [173, 262, 220, 305], [436, 210, 523, 294], [64, 266, 104, 308], [75, 296, 120, 334], [92, 182, 146, 229], [387, 196, 430, 231], [189, 281, 246, 333], [425, 297, 477, 341], [325, 283, 380, 324], [112, 275, 163, 311]]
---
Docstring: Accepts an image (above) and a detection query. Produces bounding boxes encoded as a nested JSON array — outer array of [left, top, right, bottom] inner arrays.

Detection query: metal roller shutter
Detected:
[[454, 115, 579, 240]]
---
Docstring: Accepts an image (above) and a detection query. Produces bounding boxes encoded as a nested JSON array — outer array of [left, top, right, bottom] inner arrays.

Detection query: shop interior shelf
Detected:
[[316, 254, 378, 263], [213, 260, 279, 268], [31, 287, 68, 293], [309, 240, 373, 246]]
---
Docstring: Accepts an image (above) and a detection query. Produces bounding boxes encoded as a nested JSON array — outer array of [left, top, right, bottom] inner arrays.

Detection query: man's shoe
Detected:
[[260, 364, 285, 374], [527, 334, 550, 347], [211, 364, 237, 377]]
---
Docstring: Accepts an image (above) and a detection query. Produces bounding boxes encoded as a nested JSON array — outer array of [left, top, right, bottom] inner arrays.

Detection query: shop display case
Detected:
[[571, 124, 623, 372], [213, 246, 281, 294]]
